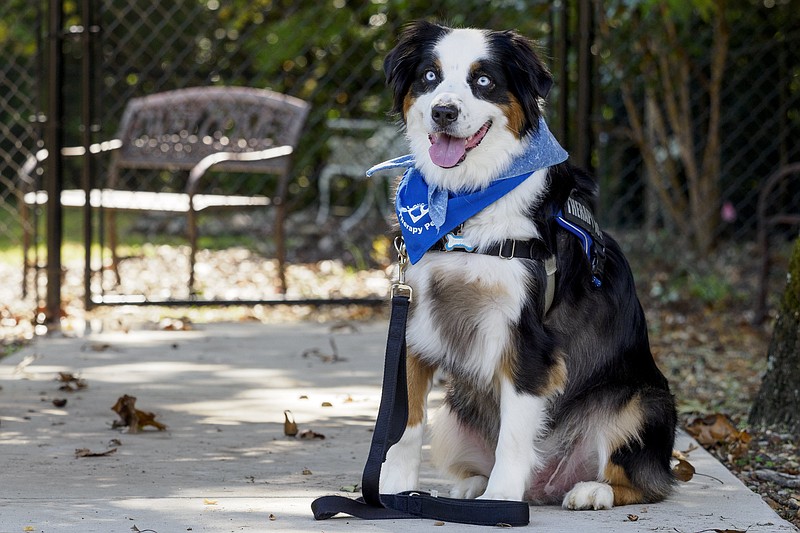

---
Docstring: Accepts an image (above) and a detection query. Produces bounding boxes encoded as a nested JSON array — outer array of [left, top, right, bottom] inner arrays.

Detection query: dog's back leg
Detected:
[[379, 354, 436, 494], [562, 454, 673, 510], [563, 389, 676, 510]]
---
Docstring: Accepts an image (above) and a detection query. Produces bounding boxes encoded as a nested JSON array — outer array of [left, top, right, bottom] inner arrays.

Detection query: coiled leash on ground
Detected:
[[311, 238, 530, 527]]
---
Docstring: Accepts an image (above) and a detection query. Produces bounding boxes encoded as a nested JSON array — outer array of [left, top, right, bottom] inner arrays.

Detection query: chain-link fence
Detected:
[[1, 0, 799, 314]]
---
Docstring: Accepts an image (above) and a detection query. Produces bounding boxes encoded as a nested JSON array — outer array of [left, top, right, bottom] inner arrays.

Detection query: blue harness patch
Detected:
[[555, 196, 606, 287]]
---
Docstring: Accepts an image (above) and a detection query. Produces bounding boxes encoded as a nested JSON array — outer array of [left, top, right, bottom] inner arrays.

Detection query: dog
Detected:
[[373, 21, 677, 510]]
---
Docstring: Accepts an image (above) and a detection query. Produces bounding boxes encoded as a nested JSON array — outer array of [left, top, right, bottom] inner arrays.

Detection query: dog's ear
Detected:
[[384, 20, 450, 118], [491, 30, 553, 135], [503, 31, 553, 99]]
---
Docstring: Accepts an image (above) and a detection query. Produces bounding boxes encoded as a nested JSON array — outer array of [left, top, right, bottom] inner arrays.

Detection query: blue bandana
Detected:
[[367, 118, 568, 264]]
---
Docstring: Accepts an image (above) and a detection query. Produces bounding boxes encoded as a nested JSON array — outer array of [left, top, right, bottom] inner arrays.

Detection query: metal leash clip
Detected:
[[391, 236, 413, 301]]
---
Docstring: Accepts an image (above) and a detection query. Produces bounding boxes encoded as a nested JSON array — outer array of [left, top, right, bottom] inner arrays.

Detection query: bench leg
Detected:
[[276, 203, 287, 294], [188, 206, 198, 296], [106, 209, 121, 286], [21, 201, 31, 299]]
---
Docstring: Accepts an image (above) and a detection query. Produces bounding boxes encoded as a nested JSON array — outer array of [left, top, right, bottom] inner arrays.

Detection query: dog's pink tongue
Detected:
[[429, 133, 466, 168]]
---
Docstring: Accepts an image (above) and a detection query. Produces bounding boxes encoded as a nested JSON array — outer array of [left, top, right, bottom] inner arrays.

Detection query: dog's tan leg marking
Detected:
[[500, 349, 568, 399], [406, 354, 435, 427], [604, 395, 645, 451], [604, 463, 645, 506], [542, 353, 568, 397]]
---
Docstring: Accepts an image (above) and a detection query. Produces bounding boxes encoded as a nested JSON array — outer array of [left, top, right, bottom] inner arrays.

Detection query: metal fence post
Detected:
[[81, 0, 99, 311], [575, 0, 594, 172], [45, 0, 64, 327]]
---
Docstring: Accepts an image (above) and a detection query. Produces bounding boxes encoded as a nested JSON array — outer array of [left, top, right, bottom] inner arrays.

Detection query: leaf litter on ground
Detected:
[[57, 372, 88, 392], [111, 394, 167, 433], [75, 447, 118, 458], [283, 409, 325, 439]]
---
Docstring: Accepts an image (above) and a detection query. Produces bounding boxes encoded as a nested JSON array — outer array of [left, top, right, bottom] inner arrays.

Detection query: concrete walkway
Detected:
[[0, 321, 795, 533]]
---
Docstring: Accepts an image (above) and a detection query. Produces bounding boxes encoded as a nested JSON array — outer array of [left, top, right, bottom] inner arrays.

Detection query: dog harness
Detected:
[[429, 190, 606, 315], [555, 195, 606, 287]]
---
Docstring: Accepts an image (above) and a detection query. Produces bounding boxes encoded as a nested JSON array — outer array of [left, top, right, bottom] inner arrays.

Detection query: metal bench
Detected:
[[315, 119, 405, 232], [21, 86, 310, 298]]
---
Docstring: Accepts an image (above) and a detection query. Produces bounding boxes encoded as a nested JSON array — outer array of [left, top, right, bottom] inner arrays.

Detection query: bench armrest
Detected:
[[186, 145, 294, 196], [17, 139, 123, 191]]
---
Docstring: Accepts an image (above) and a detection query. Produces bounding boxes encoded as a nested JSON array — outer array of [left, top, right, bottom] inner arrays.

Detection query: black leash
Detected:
[[311, 240, 530, 526]]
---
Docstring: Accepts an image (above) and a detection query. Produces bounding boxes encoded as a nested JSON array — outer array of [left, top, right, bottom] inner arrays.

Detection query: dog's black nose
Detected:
[[431, 104, 459, 127]]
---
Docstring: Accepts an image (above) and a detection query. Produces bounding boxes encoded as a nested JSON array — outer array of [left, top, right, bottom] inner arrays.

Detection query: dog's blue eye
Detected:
[[424, 70, 438, 82], [476, 75, 492, 87]]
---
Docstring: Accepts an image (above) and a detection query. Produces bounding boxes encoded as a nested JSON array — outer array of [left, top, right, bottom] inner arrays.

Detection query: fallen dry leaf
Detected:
[[626, 514, 639, 522], [14, 354, 39, 374], [340, 484, 359, 493], [75, 447, 118, 458], [203, 498, 218, 505], [672, 456, 696, 482], [686, 413, 750, 458], [284, 410, 298, 437], [321, 401, 333, 407], [433, 521, 445, 526], [56, 372, 87, 392], [686, 414, 743, 445], [302, 468, 313, 475], [301, 338, 347, 363], [111, 395, 167, 433], [298, 429, 326, 440], [82, 342, 112, 352]]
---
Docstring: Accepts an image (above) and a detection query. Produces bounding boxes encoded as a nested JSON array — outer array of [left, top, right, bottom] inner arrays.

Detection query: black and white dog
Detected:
[[373, 21, 677, 510]]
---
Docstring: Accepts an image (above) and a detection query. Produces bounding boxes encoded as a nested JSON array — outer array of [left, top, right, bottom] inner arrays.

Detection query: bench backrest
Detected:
[[111, 86, 310, 180]]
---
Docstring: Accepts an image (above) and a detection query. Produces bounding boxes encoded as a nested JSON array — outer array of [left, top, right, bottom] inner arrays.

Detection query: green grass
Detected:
[[0, 204, 262, 265]]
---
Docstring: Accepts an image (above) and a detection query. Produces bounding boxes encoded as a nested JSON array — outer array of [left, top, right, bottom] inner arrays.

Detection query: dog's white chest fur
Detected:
[[404, 169, 546, 385], [406, 254, 529, 385]]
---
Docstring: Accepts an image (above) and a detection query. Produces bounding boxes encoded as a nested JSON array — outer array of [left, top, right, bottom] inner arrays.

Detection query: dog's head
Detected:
[[384, 21, 553, 191]]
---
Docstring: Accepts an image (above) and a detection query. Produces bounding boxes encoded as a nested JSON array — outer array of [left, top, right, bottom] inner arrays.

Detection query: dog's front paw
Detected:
[[379, 444, 420, 494], [477, 487, 524, 501], [379, 464, 418, 494], [562, 481, 614, 510], [379, 425, 423, 494], [450, 475, 488, 499]]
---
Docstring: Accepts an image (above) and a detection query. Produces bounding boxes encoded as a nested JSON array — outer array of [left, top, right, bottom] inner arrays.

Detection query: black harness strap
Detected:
[[311, 294, 530, 527]]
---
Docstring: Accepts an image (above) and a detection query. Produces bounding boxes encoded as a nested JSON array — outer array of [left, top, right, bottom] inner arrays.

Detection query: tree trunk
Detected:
[[749, 237, 800, 433]]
